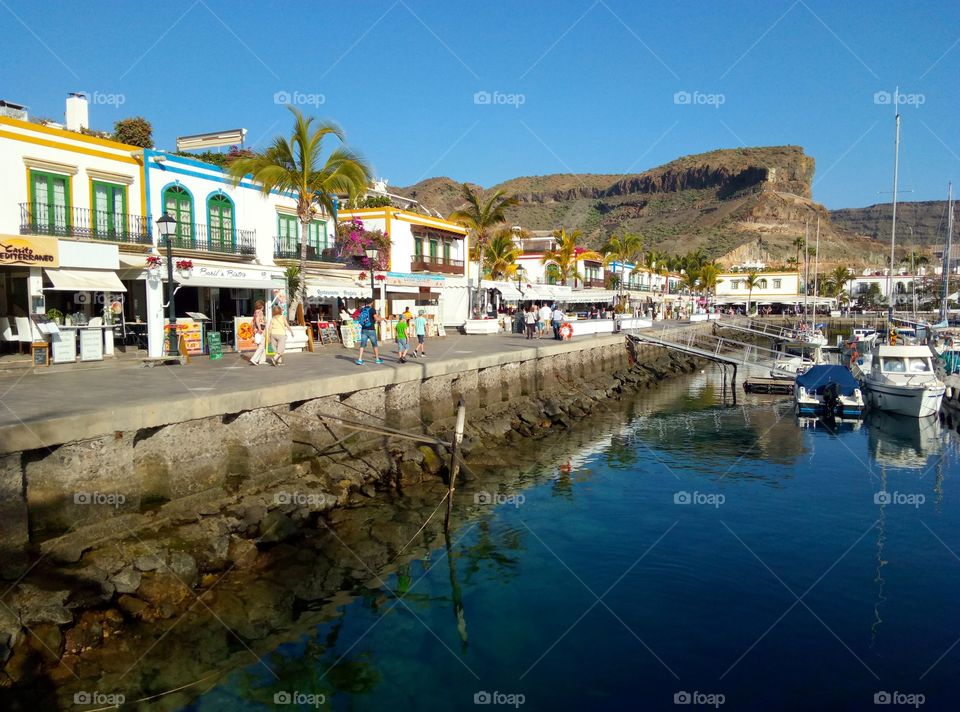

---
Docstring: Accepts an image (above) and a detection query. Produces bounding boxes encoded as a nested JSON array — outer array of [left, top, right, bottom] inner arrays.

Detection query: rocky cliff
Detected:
[[396, 146, 882, 267]]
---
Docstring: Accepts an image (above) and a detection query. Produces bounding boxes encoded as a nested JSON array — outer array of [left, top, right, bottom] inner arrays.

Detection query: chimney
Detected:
[[65, 92, 89, 131]]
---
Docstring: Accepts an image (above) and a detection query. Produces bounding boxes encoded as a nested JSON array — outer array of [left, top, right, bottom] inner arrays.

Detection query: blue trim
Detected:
[[148, 154, 296, 198]]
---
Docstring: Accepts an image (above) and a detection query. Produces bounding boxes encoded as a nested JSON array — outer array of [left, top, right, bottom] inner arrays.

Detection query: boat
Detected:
[[860, 343, 946, 418], [794, 364, 865, 418], [771, 353, 815, 379], [852, 327, 878, 346]]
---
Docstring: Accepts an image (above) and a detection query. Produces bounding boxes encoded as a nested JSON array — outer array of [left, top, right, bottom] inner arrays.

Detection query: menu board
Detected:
[[79, 329, 104, 361], [234, 316, 257, 352], [32, 342, 50, 367], [317, 321, 339, 344], [51, 331, 77, 364], [340, 322, 359, 349], [437, 323, 446, 337], [164, 322, 203, 356], [207, 332, 223, 360]]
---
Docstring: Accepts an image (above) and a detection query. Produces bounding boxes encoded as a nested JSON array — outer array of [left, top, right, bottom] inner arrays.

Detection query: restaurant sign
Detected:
[[383, 271, 444, 287], [0, 235, 59, 268]]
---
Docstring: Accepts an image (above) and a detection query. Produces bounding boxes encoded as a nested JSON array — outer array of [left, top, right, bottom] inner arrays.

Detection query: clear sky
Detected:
[[2, 0, 958, 209]]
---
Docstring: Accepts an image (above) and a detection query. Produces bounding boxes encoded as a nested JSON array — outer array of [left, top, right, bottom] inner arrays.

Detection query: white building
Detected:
[[714, 271, 809, 310]]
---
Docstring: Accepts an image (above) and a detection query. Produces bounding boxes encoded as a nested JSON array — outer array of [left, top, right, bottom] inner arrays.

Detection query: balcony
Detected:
[[163, 224, 257, 257], [20, 202, 152, 246], [582, 278, 606, 289], [274, 238, 325, 261], [411, 255, 465, 275]]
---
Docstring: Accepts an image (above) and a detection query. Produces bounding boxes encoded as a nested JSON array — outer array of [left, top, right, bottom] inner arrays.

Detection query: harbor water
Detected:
[[175, 370, 959, 711]]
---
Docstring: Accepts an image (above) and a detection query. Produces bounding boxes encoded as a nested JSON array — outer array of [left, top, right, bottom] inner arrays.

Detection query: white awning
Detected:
[[44, 269, 126, 292], [481, 280, 523, 300], [306, 279, 366, 298], [563, 290, 618, 303]]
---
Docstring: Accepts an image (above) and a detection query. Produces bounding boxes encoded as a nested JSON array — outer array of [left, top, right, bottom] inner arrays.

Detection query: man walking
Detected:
[[355, 298, 383, 365], [538, 302, 552, 339], [395, 313, 410, 363], [551, 304, 564, 340], [413, 309, 428, 357]]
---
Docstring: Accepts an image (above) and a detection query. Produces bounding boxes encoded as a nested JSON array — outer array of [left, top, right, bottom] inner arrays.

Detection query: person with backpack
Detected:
[[355, 298, 383, 365]]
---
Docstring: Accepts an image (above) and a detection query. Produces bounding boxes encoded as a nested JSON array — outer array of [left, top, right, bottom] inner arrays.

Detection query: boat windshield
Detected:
[[882, 357, 932, 373]]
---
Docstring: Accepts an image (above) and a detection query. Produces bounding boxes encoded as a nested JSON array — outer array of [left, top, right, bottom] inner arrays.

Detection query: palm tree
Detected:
[[646, 249, 669, 295], [602, 232, 643, 303], [744, 270, 761, 315], [542, 228, 602, 286], [791, 235, 806, 270], [227, 106, 371, 310], [698, 263, 719, 307], [482, 228, 522, 280], [827, 265, 852, 300], [448, 185, 519, 315]]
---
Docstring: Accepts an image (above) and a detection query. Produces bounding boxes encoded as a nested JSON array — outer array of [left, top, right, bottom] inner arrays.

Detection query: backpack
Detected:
[[358, 306, 376, 328]]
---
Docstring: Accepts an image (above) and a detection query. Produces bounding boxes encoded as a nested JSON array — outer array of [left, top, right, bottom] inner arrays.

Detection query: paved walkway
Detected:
[[0, 332, 627, 454]]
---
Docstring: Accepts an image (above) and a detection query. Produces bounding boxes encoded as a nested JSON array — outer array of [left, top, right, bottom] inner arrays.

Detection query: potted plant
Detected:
[[175, 259, 194, 279], [146, 255, 162, 278], [46, 308, 64, 325]]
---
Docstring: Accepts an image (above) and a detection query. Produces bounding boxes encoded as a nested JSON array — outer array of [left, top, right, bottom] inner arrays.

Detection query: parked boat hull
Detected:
[[865, 382, 945, 418]]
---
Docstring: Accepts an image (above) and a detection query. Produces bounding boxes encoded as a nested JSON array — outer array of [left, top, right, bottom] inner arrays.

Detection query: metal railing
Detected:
[[411, 255, 465, 274], [20, 202, 152, 245], [163, 225, 257, 256], [274, 238, 325, 261]]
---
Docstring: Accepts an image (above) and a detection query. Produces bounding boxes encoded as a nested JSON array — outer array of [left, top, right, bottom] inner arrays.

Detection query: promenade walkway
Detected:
[[0, 332, 627, 454]]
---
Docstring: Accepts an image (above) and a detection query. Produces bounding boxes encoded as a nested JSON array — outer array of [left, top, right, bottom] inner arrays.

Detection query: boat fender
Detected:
[[559, 323, 574, 340]]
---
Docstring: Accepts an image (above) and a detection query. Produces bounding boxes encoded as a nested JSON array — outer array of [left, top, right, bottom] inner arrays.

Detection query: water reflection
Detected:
[[867, 411, 944, 469]]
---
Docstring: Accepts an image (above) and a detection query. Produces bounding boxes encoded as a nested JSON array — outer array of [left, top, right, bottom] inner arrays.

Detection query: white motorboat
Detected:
[[795, 365, 865, 419], [770, 353, 815, 380], [860, 344, 946, 418], [852, 327, 878, 346]]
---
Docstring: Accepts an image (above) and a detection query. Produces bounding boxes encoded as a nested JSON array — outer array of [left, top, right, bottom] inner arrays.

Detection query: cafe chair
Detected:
[[15, 316, 39, 354]]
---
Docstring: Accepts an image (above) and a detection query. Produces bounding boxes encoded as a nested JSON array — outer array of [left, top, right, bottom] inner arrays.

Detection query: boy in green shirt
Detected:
[[395, 316, 410, 363]]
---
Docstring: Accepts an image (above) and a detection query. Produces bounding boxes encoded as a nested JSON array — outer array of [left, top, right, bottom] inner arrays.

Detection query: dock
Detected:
[[743, 377, 794, 394]]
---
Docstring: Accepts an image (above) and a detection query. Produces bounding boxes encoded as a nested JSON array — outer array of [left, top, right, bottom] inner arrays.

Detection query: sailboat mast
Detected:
[[943, 182, 955, 322], [804, 219, 809, 322], [888, 89, 901, 316], [814, 216, 821, 318]]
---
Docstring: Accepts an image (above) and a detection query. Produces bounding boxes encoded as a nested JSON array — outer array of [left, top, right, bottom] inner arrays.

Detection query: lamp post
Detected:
[[156, 213, 178, 355], [365, 247, 379, 303], [516, 265, 526, 298]]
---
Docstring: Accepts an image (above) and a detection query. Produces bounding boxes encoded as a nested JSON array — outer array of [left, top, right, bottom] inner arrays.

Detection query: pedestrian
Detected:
[[395, 313, 410, 363], [551, 304, 565, 340], [524, 304, 537, 339], [267, 305, 294, 366], [249, 299, 266, 366], [355, 298, 383, 365], [538, 302, 552, 339], [403, 305, 413, 320], [413, 309, 428, 357]]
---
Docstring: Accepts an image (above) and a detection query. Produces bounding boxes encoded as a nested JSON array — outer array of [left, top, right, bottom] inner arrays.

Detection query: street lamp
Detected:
[[516, 265, 526, 298], [156, 213, 178, 355], [365, 247, 379, 303]]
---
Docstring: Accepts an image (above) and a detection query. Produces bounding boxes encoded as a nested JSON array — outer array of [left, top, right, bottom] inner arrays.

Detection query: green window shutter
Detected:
[[30, 170, 70, 234], [278, 215, 298, 252], [163, 186, 193, 245], [442, 241, 451, 262], [414, 237, 423, 257], [208, 193, 234, 249], [92, 181, 126, 237]]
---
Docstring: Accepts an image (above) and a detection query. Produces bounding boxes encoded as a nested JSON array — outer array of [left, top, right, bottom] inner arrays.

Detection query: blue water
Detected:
[[187, 374, 960, 711]]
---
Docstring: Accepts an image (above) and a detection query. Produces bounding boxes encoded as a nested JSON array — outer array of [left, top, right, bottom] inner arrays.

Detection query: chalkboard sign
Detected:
[[32, 342, 49, 367], [318, 322, 340, 344], [207, 332, 223, 360]]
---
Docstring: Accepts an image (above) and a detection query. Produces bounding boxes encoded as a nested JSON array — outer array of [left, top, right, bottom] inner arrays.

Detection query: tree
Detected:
[[448, 185, 519, 316], [646, 249, 669, 295], [744, 270, 761, 315], [482, 228, 521, 279], [227, 106, 371, 309], [113, 116, 154, 148], [698, 263, 719, 306], [826, 265, 852, 300], [901, 250, 929, 273], [857, 283, 885, 311], [791, 235, 805, 271], [602, 232, 643, 303], [542, 228, 601, 286]]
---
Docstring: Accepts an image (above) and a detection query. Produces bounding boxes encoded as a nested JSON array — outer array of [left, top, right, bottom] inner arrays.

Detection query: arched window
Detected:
[[759, 279, 768, 289], [207, 192, 234, 249], [162, 185, 193, 245]]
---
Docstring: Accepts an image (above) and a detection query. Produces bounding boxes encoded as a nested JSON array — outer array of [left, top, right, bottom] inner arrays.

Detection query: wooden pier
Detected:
[[743, 377, 794, 394]]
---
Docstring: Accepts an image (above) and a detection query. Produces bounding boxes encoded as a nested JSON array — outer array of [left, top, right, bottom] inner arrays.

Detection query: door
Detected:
[[208, 194, 234, 251], [278, 215, 298, 256], [163, 186, 193, 247], [92, 181, 126, 238], [30, 170, 70, 235]]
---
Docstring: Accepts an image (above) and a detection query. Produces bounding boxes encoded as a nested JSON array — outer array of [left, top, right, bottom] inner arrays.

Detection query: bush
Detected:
[[113, 117, 154, 148]]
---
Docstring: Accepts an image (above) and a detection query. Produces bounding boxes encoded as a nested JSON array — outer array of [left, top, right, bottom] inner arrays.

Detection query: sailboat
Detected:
[[861, 91, 946, 418]]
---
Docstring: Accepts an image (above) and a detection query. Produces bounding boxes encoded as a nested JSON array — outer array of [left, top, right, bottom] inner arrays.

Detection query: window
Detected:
[[162, 186, 193, 244], [731, 280, 740, 289], [882, 358, 906, 373], [429, 239, 438, 260], [92, 181, 126, 237], [29, 170, 71, 234], [278, 215, 298, 252], [773, 279, 781, 289], [414, 237, 424, 258], [759, 279, 768, 289], [307, 220, 328, 252], [207, 193, 234, 249], [442, 241, 451, 263]]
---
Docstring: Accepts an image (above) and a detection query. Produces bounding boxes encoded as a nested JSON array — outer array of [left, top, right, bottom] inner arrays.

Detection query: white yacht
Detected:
[[859, 344, 946, 418]]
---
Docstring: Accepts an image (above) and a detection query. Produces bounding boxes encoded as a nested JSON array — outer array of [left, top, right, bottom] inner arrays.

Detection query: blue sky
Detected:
[[2, 0, 958, 209]]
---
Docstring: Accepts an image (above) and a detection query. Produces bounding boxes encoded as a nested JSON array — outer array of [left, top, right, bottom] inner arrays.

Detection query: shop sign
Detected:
[[194, 266, 268, 282], [0, 235, 59, 268], [383, 271, 444, 287]]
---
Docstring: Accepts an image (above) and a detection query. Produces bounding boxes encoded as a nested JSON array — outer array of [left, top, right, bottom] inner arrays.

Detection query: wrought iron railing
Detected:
[[162, 224, 257, 256], [411, 255, 465, 274], [20, 202, 152, 245], [273, 238, 326, 261]]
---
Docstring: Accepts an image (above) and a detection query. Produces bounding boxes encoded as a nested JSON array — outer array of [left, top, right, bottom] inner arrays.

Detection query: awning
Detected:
[[481, 280, 523, 300], [306, 279, 366, 298], [563, 290, 618, 303], [44, 268, 126, 292]]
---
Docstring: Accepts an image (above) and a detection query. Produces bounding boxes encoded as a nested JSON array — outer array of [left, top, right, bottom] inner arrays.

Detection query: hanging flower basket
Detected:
[[176, 259, 194, 279], [145, 255, 162, 278], [358, 272, 368, 282], [374, 274, 387, 282]]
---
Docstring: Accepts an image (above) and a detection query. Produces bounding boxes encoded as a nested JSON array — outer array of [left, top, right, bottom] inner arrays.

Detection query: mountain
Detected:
[[829, 200, 952, 249], [395, 146, 883, 267]]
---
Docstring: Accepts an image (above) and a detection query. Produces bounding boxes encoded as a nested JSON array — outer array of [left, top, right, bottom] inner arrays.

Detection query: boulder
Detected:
[[257, 511, 298, 544], [227, 537, 259, 570], [417, 446, 444, 475], [110, 566, 142, 595], [13, 584, 72, 626], [168, 551, 198, 588], [133, 552, 166, 572], [135, 572, 191, 618]]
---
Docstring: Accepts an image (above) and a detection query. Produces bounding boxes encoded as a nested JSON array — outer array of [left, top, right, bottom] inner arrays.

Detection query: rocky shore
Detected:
[[0, 340, 704, 708]]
